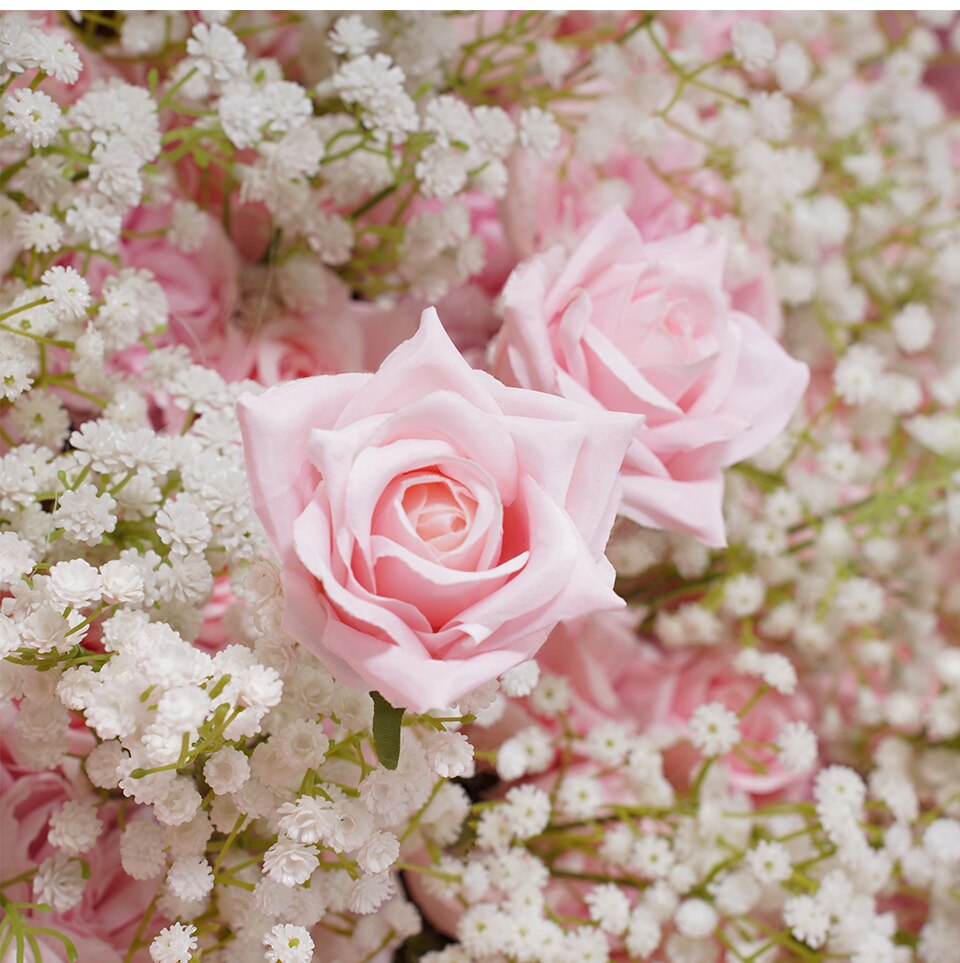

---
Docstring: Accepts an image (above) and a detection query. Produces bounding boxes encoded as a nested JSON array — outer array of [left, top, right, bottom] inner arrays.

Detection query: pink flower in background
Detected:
[[238, 307, 638, 711], [217, 308, 366, 386], [493, 207, 809, 546], [117, 204, 240, 352], [610, 645, 816, 797], [537, 613, 816, 797], [77, 202, 240, 359], [0, 715, 157, 962]]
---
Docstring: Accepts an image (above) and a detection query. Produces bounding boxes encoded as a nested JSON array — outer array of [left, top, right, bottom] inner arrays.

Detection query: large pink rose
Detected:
[[238, 307, 638, 711], [493, 207, 809, 546]]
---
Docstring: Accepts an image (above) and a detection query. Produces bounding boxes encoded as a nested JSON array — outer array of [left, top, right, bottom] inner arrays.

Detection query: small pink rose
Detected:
[[218, 307, 365, 386], [537, 616, 816, 797], [0, 713, 158, 963], [238, 307, 638, 711], [116, 204, 240, 351], [615, 645, 816, 796], [493, 207, 809, 545]]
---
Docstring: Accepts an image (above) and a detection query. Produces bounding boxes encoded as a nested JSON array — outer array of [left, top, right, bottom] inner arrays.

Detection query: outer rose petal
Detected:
[[237, 373, 371, 554], [706, 311, 810, 467], [620, 472, 728, 547], [240, 308, 635, 711]]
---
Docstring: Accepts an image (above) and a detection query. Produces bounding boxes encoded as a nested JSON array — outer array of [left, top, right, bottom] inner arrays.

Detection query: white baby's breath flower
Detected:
[[33, 853, 85, 912], [150, 923, 197, 963], [186, 22, 246, 82], [689, 703, 741, 756], [16, 211, 63, 252], [778, 721, 818, 772], [263, 836, 319, 887], [3, 88, 61, 147], [518, 106, 561, 159], [40, 266, 91, 321], [328, 14, 378, 57], [732, 20, 776, 72]]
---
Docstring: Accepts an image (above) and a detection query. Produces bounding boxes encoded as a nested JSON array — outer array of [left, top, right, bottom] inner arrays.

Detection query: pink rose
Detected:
[[535, 615, 816, 797], [217, 308, 365, 386], [504, 146, 784, 338], [352, 299, 423, 373], [238, 307, 638, 711], [613, 645, 816, 797], [0, 714, 157, 962], [115, 204, 240, 352], [493, 207, 809, 545]]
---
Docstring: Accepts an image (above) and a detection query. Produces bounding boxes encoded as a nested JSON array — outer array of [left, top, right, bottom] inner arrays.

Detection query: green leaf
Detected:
[[371, 691, 404, 771]]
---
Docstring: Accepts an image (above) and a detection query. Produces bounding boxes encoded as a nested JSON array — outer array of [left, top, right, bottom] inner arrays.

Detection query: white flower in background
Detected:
[[40, 266, 91, 321], [689, 703, 741, 756], [518, 106, 561, 158], [47, 800, 103, 856], [3, 88, 61, 147], [185, 22, 246, 82], [329, 14, 379, 58], [33, 853, 85, 912], [263, 836, 319, 887], [732, 20, 776, 72], [150, 923, 198, 963]]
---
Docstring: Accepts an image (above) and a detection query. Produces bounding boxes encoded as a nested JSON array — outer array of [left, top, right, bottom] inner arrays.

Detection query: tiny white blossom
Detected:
[[166, 854, 214, 903], [16, 211, 63, 252], [674, 898, 718, 939], [504, 785, 551, 840], [328, 15, 379, 58], [47, 800, 103, 856], [778, 720, 818, 773], [892, 302, 935, 354], [586, 882, 631, 935], [356, 830, 400, 875], [186, 22, 246, 82], [833, 344, 885, 406], [783, 894, 830, 949], [263, 836, 319, 887], [40, 266, 91, 322], [747, 840, 793, 883], [33, 853, 84, 912], [150, 923, 198, 963], [3, 88, 61, 147], [500, 660, 540, 698], [425, 729, 474, 778], [732, 20, 776, 72], [722, 572, 766, 617], [689, 703, 741, 756], [518, 106, 561, 159]]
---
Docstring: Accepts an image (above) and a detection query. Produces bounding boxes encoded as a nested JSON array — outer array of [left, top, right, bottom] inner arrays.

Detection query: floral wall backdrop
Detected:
[[1, 10, 959, 963]]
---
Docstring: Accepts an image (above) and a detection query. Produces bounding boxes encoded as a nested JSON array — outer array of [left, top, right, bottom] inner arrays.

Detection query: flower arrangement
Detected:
[[1, 10, 959, 963]]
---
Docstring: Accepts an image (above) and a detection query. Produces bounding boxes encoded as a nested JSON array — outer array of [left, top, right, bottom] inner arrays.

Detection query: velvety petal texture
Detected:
[[493, 207, 810, 546], [238, 307, 638, 712]]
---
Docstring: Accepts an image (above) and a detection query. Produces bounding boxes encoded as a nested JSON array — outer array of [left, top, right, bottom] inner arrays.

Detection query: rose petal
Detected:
[[237, 373, 371, 553]]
